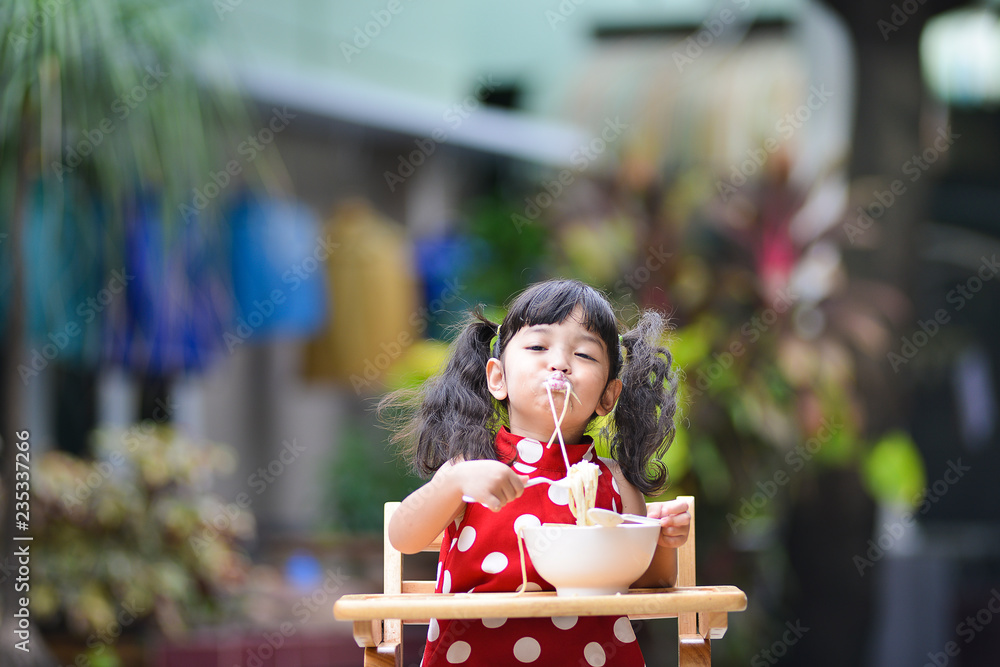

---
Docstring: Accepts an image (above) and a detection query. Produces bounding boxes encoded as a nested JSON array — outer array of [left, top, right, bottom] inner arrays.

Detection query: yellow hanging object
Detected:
[[303, 199, 419, 390]]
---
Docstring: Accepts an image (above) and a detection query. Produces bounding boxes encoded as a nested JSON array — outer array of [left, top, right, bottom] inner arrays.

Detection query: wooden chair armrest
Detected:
[[699, 610, 728, 640], [353, 620, 382, 648]]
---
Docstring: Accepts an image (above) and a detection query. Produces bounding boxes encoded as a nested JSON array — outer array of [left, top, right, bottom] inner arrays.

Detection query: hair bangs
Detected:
[[500, 280, 621, 377]]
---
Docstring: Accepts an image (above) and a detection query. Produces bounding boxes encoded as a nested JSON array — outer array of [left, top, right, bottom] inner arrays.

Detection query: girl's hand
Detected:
[[646, 499, 691, 549], [444, 460, 528, 512]]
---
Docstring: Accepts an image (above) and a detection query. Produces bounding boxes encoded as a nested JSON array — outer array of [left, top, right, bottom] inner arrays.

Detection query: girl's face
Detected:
[[486, 306, 622, 444]]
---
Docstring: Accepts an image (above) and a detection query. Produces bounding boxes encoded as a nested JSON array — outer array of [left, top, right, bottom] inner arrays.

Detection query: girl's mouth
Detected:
[[542, 371, 571, 393], [543, 371, 575, 469]]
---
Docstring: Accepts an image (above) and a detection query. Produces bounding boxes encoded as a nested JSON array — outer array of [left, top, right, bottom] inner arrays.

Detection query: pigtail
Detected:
[[381, 311, 502, 477], [610, 310, 678, 495]]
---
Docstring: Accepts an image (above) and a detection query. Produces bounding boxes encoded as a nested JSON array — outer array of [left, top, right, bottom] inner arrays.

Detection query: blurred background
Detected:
[[2, 0, 1000, 665]]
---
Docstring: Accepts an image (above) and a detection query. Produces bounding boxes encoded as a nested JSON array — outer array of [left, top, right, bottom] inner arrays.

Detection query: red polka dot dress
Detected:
[[420, 427, 646, 667]]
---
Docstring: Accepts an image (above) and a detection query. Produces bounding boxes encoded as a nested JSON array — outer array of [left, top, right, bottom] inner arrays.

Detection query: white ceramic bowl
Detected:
[[522, 522, 660, 596]]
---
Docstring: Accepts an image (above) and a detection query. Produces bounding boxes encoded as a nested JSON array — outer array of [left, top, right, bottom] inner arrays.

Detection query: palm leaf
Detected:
[[2, 0, 272, 238], [0, 0, 278, 633]]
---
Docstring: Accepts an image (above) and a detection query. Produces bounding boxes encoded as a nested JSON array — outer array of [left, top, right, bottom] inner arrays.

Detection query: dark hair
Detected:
[[383, 279, 678, 495]]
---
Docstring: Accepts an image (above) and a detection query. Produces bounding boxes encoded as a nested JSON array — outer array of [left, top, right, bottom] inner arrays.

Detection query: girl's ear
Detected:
[[596, 378, 622, 416], [486, 357, 508, 400]]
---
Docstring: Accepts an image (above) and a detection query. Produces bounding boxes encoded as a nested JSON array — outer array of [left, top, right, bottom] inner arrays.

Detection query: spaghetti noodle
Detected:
[[566, 460, 601, 526]]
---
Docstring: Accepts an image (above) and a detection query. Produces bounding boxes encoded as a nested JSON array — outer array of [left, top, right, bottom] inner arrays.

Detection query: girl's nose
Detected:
[[548, 349, 571, 372]]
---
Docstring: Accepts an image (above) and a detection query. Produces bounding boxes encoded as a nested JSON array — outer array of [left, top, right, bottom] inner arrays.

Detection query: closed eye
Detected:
[[526, 345, 546, 351], [576, 352, 597, 361]]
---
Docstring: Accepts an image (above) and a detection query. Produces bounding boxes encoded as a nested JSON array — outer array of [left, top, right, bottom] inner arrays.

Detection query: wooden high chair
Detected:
[[333, 496, 746, 666]]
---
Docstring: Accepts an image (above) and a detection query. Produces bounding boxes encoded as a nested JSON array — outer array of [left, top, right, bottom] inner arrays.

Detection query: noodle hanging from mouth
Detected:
[[544, 378, 573, 472], [511, 374, 603, 594], [542, 373, 601, 526]]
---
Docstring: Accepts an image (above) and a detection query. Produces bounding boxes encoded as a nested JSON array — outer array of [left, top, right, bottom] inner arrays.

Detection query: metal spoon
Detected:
[[461, 477, 571, 506], [586, 507, 663, 527], [524, 477, 571, 489]]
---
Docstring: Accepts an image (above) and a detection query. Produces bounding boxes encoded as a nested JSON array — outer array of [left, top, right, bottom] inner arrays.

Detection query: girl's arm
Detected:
[[611, 463, 690, 588], [388, 459, 528, 554]]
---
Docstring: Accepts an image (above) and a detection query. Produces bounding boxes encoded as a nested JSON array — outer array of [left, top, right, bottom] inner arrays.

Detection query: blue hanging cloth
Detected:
[[22, 177, 105, 368], [227, 192, 328, 343], [413, 233, 476, 339], [103, 192, 232, 376]]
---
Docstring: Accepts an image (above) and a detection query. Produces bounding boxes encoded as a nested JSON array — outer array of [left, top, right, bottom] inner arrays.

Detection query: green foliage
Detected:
[[325, 416, 422, 535], [31, 427, 253, 639], [863, 430, 926, 506], [0, 0, 264, 241], [464, 195, 549, 307], [381, 338, 451, 393]]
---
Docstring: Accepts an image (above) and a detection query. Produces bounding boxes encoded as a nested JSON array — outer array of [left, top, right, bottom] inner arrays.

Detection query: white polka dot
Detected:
[[516, 438, 544, 463], [482, 617, 506, 628], [516, 581, 543, 592], [612, 498, 617, 513], [513, 514, 541, 536], [611, 475, 620, 494], [481, 552, 508, 574], [547, 483, 569, 505], [513, 462, 537, 474], [552, 616, 578, 630], [427, 618, 440, 642], [614, 617, 636, 643], [457, 526, 476, 551], [436, 562, 443, 586], [446, 641, 471, 663], [584, 642, 606, 666], [451, 537, 458, 552], [513, 637, 541, 662], [442, 570, 452, 594]]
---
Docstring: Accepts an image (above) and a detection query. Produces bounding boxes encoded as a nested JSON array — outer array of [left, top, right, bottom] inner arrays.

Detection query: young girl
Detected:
[[385, 279, 690, 666]]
